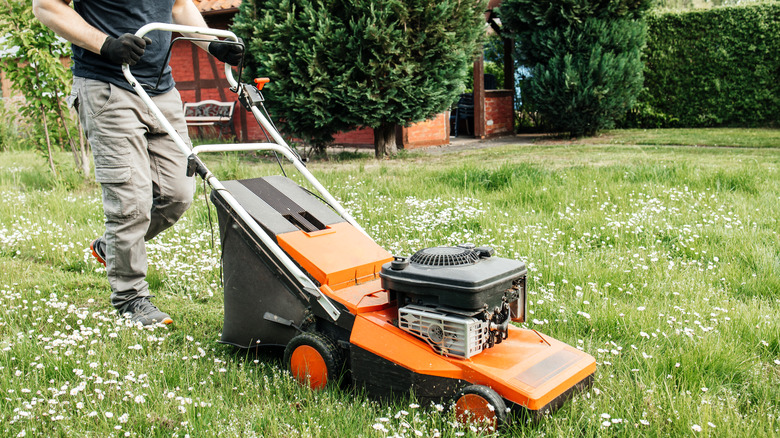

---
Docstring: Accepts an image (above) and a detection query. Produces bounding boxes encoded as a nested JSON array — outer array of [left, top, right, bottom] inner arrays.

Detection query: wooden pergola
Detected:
[[471, 0, 514, 139]]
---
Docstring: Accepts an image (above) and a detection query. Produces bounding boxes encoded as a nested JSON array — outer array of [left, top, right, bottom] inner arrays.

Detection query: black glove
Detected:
[[100, 33, 153, 66], [208, 40, 243, 66]]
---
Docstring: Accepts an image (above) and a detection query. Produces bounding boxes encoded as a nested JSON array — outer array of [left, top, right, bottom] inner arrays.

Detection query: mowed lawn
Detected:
[[0, 130, 778, 437]]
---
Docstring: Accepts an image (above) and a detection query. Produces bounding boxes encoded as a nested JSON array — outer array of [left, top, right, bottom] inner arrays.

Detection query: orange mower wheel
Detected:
[[453, 384, 509, 428], [284, 332, 342, 390]]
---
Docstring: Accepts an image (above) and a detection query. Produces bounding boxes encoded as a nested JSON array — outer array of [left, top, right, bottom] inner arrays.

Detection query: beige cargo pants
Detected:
[[72, 77, 194, 309]]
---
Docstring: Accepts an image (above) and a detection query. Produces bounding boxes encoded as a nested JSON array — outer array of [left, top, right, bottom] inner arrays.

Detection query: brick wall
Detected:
[[330, 112, 451, 149], [170, 40, 269, 142], [484, 90, 514, 137], [402, 112, 450, 149], [1, 71, 12, 101], [170, 13, 269, 142], [333, 127, 375, 147]]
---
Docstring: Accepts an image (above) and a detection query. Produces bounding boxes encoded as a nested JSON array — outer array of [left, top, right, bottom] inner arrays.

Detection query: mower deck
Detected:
[[351, 305, 595, 413]]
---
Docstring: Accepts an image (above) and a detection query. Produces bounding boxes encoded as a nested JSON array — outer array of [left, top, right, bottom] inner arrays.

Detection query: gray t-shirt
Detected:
[[71, 0, 176, 95]]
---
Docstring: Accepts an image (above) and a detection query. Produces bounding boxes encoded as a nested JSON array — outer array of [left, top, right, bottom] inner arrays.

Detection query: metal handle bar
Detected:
[[121, 23, 239, 161], [119, 23, 347, 322], [132, 23, 239, 88]]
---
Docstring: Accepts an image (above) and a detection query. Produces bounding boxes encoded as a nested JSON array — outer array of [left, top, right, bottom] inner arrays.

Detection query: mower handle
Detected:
[[121, 23, 242, 162], [119, 24, 349, 323], [125, 23, 240, 88]]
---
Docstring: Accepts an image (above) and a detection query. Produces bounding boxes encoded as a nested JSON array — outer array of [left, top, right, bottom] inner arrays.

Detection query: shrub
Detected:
[[633, 3, 780, 128], [500, 0, 652, 137], [0, 99, 25, 152], [0, 0, 88, 175], [233, 0, 486, 157]]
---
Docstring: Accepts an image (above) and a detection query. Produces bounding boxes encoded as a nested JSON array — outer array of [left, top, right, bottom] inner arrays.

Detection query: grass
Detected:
[[0, 128, 779, 437], [541, 128, 780, 148]]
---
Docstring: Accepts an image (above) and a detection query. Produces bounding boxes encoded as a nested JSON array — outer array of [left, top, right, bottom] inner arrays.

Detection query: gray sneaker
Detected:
[[117, 296, 173, 326]]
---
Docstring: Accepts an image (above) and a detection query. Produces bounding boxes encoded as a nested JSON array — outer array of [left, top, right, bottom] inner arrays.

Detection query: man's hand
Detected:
[[208, 41, 243, 66], [100, 33, 153, 66]]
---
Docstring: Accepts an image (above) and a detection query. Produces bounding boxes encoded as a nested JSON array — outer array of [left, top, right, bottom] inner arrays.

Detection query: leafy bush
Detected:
[[633, 3, 780, 128], [500, 0, 652, 137], [0, 0, 89, 175], [233, 0, 486, 157], [0, 99, 25, 152], [621, 101, 680, 129]]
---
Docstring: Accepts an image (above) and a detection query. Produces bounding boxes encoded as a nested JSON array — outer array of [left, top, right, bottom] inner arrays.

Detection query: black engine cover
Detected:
[[380, 246, 527, 311]]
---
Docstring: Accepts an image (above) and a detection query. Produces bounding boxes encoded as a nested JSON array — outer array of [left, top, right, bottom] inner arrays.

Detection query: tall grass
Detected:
[[590, 128, 780, 148], [0, 100, 27, 152], [0, 139, 778, 437]]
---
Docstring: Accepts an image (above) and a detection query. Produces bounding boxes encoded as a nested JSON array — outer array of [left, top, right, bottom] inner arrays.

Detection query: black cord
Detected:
[[299, 186, 343, 217], [273, 152, 286, 177], [249, 104, 287, 177], [258, 100, 305, 167], [203, 179, 223, 287], [150, 36, 245, 92], [204, 179, 215, 251]]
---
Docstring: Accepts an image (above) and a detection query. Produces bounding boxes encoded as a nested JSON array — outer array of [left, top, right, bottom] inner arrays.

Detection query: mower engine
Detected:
[[380, 245, 527, 359]]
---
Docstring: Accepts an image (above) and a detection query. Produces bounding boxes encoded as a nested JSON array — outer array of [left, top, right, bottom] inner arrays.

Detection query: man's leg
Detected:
[[145, 87, 194, 241], [74, 78, 168, 323]]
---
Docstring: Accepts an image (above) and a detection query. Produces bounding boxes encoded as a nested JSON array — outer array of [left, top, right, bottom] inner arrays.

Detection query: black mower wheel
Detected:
[[284, 331, 343, 391], [453, 384, 509, 428]]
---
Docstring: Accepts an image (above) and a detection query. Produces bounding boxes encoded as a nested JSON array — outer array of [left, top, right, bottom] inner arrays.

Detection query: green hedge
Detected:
[[631, 3, 779, 128]]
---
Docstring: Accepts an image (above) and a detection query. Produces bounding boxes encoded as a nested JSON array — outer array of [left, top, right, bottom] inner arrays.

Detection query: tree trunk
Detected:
[[373, 122, 397, 159], [54, 95, 83, 175], [40, 106, 56, 176], [78, 121, 91, 177]]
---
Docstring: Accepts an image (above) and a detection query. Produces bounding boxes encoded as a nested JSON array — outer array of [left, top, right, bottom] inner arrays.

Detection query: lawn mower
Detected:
[[126, 24, 595, 426]]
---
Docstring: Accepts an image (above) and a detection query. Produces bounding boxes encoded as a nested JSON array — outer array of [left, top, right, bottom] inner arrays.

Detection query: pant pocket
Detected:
[[101, 184, 137, 219], [95, 165, 131, 184], [93, 138, 136, 219], [82, 79, 115, 118]]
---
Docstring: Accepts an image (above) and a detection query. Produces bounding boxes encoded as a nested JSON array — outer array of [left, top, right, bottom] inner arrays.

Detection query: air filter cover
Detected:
[[409, 246, 480, 266], [380, 246, 527, 311]]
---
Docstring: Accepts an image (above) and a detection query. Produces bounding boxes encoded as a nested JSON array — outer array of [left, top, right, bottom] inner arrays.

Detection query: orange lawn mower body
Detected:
[[210, 178, 595, 424], [126, 23, 595, 427]]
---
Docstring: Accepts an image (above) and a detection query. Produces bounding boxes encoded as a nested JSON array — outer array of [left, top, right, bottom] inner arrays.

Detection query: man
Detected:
[[32, 0, 242, 325]]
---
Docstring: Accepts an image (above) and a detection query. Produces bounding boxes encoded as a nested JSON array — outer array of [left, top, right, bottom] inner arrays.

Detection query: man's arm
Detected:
[[33, 0, 150, 65], [34, 0, 204, 53], [172, 0, 243, 66], [171, 0, 214, 49], [32, 0, 107, 54]]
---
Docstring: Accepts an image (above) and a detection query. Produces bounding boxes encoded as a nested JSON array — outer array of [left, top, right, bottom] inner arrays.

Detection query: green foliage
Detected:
[[464, 34, 507, 92], [0, 0, 76, 168], [0, 99, 25, 152], [600, 127, 780, 148], [655, 0, 772, 10], [632, 4, 780, 128], [620, 100, 680, 128], [233, 0, 486, 154], [500, 0, 652, 136], [483, 35, 507, 89]]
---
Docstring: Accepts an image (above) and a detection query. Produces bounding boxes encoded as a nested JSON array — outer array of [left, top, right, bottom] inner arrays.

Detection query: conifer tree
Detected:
[[500, 0, 652, 136], [233, 0, 486, 157]]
